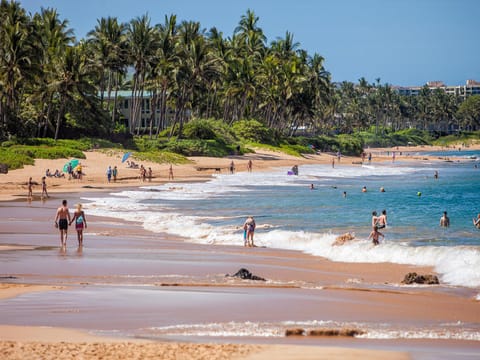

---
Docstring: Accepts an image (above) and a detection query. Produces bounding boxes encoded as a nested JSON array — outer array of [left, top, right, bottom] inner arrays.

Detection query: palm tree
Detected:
[[173, 21, 221, 139], [50, 45, 97, 140], [32, 7, 74, 137], [0, 0, 36, 138], [126, 14, 159, 134], [149, 14, 179, 137], [87, 16, 128, 124]]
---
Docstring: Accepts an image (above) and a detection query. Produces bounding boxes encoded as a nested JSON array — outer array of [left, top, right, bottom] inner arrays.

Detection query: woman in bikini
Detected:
[[70, 203, 87, 246]]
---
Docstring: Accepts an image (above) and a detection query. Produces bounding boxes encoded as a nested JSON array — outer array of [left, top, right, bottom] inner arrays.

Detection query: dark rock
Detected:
[[307, 328, 365, 337], [402, 272, 439, 285], [226, 268, 266, 281], [0, 163, 7, 174], [285, 328, 305, 336]]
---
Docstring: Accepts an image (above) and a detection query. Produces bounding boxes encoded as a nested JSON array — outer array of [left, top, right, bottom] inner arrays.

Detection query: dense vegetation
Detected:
[[0, 0, 479, 169]]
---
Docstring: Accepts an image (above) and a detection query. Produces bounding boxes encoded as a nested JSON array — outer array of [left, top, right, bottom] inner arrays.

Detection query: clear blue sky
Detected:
[[20, 0, 479, 86]]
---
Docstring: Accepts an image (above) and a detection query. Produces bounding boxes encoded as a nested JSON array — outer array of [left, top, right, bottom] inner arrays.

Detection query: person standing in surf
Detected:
[[368, 226, 384, 246], [472, 213, 480, 229], [440, 211, 450, 228], [244, 216, 256, 247], [376, 210, 388, 229]]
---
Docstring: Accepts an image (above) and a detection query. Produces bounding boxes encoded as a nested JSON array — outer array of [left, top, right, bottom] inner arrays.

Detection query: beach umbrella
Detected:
[[63, 159, 79, 173], [122, 152, 132, 163]]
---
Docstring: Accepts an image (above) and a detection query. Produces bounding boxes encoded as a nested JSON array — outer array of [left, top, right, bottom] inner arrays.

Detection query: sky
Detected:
[[20, 0, 479, 86]]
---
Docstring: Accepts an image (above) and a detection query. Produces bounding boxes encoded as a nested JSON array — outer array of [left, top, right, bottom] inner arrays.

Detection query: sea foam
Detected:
[[84, 163, 480, 288]]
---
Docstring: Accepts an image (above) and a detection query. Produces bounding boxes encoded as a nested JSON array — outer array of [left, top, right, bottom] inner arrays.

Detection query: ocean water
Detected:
[[85, 151, 480, 288]]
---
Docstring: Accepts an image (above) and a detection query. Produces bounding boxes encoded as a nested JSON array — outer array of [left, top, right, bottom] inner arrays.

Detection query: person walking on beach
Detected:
[[244, 216, 256, 247], [70, 203, 87, 246], [55, 200, 71, 247], [41, 176, 49, 199], [27, 177, 34, 199], [368, 226, 384, 246], [147, 167, 152, 181], [440, 211, 450, 228], [169, 164, 174, 180], [229, 161, 235, 174], [247, 159, 253, 172], [67, 162, 73, 179], [106, 165, 112, 183], [112, 166, 118, 182], [473, 213, 480, 229]]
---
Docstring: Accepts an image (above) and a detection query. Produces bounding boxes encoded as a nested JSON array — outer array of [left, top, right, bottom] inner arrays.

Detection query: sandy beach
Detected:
[[1, 145, 479, 359]]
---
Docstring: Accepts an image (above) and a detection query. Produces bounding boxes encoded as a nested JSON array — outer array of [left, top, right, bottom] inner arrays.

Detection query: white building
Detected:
[[395, 80, 480, 99]]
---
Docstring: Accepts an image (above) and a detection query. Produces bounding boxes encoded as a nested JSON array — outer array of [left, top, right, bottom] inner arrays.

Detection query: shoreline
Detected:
[[1, 145, 479, 359], [1, 143, 479, 202]]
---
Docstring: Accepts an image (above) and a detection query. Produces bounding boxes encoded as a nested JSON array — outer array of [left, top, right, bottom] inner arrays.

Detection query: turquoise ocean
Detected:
[[85, 150, 480, 289]]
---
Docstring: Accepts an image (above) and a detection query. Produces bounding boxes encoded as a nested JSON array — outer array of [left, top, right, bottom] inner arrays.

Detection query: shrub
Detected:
[[132, 151, 190, 165], [9, 145, 85, 160], [0, 148, 34, 170], [336, 134, 364, 156], [183, 119, 216, 140], [232, 119, 273, 143]]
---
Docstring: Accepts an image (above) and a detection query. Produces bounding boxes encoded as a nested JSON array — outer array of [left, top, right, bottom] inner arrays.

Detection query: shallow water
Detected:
[[85, 152, 480, 288]]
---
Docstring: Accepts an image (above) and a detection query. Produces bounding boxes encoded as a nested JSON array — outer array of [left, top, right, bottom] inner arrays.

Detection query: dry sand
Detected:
[[1, 144, 479, 359], [3, 143, 477, 202]]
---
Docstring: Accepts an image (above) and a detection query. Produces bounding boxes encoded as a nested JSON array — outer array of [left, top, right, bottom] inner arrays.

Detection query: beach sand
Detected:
[[1, 145, 479, 359]]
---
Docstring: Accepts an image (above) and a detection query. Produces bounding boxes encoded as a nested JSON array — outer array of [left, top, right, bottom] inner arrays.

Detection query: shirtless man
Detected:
[[439, 211, 450, 228], [376, 210, 388, 229], [55, 200, 71, 247]]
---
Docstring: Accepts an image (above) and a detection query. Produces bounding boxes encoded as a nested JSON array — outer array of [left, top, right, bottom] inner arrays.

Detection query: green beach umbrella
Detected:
[[63, 159, 79, 173]]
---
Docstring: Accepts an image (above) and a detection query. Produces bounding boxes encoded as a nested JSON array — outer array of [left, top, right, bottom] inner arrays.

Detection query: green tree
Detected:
[[126, 14, 159, 134], [32, 7, 74, 137], [0, 0, 36, 138], [457, 95, 480, 131]]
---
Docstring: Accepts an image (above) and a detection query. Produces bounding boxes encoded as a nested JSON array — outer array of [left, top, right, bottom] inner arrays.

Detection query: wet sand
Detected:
[[1, 194, 479, 359]]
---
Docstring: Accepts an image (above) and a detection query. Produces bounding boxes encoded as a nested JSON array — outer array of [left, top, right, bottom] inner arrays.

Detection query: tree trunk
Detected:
[[54, 99, 66, 141]]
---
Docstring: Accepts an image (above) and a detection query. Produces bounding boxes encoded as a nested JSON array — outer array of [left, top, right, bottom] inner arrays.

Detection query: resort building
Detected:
[[395, 80, 480, 99], [101, 90, 177, 130]]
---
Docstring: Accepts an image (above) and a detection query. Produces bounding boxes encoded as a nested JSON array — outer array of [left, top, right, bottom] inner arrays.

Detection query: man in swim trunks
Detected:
[[376, 210, 387, 229], [55, 199, 71, 247]]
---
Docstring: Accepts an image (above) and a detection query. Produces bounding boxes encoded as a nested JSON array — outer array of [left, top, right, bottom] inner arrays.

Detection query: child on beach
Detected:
[[70, 203, 87, 246], [368, 226, 384, 246], [27, 177, 33, 199]]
